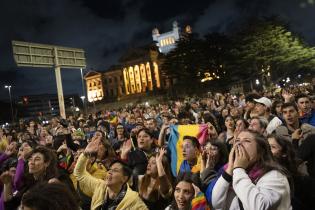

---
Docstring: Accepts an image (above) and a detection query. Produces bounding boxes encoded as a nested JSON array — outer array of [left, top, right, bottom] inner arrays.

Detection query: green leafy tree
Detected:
[[229, 18, 315, 86]]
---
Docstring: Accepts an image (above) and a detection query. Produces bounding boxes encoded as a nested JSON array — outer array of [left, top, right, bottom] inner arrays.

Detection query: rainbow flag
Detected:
[[168, 124, 208, 176]]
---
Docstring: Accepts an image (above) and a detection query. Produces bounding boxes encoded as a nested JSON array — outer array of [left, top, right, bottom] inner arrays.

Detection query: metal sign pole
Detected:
[[54, 66, 66, 119], [54, 47, 66, 119]]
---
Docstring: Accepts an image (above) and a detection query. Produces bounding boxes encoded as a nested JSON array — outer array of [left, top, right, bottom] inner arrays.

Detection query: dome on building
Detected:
[[172, 21, 178, 28]]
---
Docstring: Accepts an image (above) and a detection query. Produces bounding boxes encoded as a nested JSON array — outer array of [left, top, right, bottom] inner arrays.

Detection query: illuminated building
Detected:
[[121, 46, 162, 95], [84, 71, 104, 102], [103, 66, 124, 100], [152, 21, 192, 54], [84, 45, 167, 102]]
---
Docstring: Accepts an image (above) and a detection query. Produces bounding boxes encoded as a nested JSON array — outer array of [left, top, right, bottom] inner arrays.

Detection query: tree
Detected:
[[229, 18, 315, 87], [161, 32, 233, 94]]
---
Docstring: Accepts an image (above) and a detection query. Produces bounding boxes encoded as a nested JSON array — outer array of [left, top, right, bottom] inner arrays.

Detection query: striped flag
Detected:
[[168, 124, 208, 176]]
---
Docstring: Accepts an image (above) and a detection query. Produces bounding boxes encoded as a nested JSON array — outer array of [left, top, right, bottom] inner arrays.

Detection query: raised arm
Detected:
[[156, 148, 173, 198], [74, 137, 104, 197]]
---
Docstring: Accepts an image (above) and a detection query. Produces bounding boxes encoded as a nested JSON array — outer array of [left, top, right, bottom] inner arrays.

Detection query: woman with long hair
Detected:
[[212, 130, 292, 210], [120, 128, 156, 176], [267, 135, 312, 210], [135, 148, 173, 210]]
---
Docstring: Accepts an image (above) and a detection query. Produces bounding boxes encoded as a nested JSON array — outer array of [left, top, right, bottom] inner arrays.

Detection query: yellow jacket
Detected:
[[74, 153, 148, 210]]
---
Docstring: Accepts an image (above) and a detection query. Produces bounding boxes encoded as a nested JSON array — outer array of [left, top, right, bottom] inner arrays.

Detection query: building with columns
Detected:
[[84, 45, 167, 102], [84, 21, 192, 102], [121, 45, 162, 95]]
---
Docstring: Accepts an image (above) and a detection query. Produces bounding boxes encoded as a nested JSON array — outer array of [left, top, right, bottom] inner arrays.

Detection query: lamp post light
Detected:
[[4, 85, 14, 123], [80, 96, 87, 115]]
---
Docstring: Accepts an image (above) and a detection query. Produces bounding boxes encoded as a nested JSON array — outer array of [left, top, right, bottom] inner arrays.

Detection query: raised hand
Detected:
[[282, 90, 293, 103], [84, 136, 102, 155], [206, 152, 216, 169], [120, 139, 132, 159], [57, 143, 68, 153], [156, 147, 166, 164], [18, 145, 32, 160], [192, 183, 201, 197], [0, 171, 13, 185]]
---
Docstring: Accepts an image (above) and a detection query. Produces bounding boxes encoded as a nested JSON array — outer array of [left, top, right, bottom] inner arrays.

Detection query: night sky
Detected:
[[0, 0, 314, 100]]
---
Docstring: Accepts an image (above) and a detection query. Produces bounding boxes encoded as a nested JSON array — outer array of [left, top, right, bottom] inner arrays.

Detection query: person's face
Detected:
[[106, 163, 128, 187], [275, 103, 283, 115], [29, 121, 35, 127], [205, 143, 219, 159], [230, 108, 239, 118], [297, 97, 311, 113], [254, 103, 267, 116], [28, 153, 49, 176], [137, 130, 153, 150], [136, 117, 143, 124], [146, 156, 158, 176], [234, 131, 258, 165], [18, 142, 32, 158], [116, 126, 124, 135], [236, 120, 246, 132], [146, 119, 156, 131], [94, 131, 103, 138], [162, 117, 170, 125], [207, 123, 218, 140], [129, 118, 136, 124], [282, 106, 299, 126], [182, 139, 198, 161], [233, 99, 239, 107], [246, 101, 255, 110], [225, 117, 235, 130], [267, 137, 282, 158], [222, 109, 229, 118], [40, 129, 48, 137], [174, 181, 194, 210], [45, 135, 53, 146], [248, 119, 264, 134]]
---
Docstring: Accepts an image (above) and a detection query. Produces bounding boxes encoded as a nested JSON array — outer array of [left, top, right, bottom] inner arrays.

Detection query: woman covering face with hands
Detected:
[[211, 130, 292, 210]]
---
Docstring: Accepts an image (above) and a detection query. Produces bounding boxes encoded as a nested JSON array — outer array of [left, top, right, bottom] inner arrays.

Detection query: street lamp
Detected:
[[80, 96, 87, 115], [4, 85, 14, 123]]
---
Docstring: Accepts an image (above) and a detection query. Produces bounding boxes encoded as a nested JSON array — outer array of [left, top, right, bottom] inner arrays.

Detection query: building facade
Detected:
[[152, 21, 180, 54], [84, 46, 167, 102], [84, 71, 104, 102], [152, 21, 192, 54]]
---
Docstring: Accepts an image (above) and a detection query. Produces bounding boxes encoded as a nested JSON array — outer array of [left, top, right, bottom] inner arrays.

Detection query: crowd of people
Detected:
[[0, 87, 314, 210]]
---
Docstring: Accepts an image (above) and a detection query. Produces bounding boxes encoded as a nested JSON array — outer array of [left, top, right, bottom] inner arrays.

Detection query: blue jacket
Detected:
[[300, 109, 315, 127]]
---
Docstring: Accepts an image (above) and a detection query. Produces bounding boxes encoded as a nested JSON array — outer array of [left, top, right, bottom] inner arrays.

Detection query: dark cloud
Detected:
[[0, 0, 314, 100]]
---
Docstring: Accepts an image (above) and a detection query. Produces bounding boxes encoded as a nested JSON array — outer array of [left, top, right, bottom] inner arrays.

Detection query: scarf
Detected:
[[99, 184, 127, 210], [223, 163, 264, 183]]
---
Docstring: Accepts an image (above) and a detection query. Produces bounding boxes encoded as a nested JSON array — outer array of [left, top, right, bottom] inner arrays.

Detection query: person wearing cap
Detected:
[[244, 93, 260, 120], [253, 97, 283, 134]]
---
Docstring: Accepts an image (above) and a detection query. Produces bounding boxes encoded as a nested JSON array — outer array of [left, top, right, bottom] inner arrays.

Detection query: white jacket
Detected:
[[212, 168, 292, 210]]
